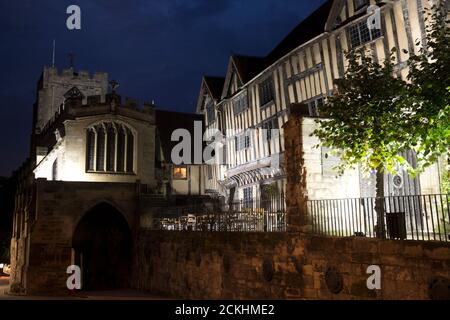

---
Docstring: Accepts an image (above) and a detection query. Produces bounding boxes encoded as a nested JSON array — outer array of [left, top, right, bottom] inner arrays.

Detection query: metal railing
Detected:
[[157, 195, 286, 233], [308, 194, 450, 242]]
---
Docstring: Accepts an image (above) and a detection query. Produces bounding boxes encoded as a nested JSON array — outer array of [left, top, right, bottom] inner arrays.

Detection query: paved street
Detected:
[[0, 276, 169, 300]]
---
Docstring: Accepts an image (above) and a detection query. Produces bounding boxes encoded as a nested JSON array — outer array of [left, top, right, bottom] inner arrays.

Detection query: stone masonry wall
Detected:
[[10, 179, 139, 294], [132, 111, 449, 300], [132, 231, 450, 300]]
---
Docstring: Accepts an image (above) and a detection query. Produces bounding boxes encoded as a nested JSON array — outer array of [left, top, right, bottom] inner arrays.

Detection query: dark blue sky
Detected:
[[0, 0, 326, 177]]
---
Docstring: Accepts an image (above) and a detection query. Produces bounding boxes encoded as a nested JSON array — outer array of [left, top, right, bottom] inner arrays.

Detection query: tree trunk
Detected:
[[374, 170, 386, 238]]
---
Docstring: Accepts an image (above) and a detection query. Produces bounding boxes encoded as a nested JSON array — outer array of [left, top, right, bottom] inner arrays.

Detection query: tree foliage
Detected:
[[313, 49, 410, 177], [406, 3, 450, 171], [313, 2, 450, 179]]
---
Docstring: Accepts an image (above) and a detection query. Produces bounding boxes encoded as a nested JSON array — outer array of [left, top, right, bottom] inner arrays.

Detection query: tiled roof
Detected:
[[203, 76, 225, 100], [266, 0, 333, 64], [202, 0, 333, 100]]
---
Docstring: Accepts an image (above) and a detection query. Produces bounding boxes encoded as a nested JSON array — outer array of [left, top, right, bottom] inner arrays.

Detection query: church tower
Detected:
[[33, 66, 108, 132]]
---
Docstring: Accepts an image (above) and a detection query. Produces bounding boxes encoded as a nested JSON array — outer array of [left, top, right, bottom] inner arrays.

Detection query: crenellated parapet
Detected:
[[42, 66, 108, 85], [36, 91, 156, 148], [36, 66, 109, 131]]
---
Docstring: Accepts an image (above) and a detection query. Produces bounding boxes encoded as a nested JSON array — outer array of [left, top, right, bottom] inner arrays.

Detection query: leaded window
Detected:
[[308, 97, 324, 117], [126, 132, 134, 173], [206, 102, 216, 123], [348, 20, 382, 48], [243, 187, 253, 208], [233, 93, 248, 115], [235, 132, 251, 151], [259, 77, 275, 107], [262, 118, 279, 141], [86, 129, 96, 171], [86, 122, 135, 174]]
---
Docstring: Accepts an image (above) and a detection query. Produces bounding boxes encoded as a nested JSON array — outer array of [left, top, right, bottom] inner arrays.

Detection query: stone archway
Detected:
[[72, 202, 132, 291]]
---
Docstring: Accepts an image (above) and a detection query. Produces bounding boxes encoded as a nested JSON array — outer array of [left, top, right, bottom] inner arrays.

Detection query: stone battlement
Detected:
[[75, 94, 156, 114], [43, 66, 108, 82], [37, 93, 155, 139]]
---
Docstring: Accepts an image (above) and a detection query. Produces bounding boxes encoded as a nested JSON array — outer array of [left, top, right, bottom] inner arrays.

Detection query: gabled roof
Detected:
[[232, 55, 266, 84], [266, 0, 334, 64], [196, 1, 335, 107], [221, 55, 265, 99], [204, 76, 225, 100], [196, 76, 225, 113], [155, 110, 205, 163]]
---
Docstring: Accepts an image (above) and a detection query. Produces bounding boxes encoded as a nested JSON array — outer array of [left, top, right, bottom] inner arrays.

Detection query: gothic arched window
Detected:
[[86, 122, 135, 174], [116, 126, 126, 172], [86, 129, 96, 171], [52, 159, 58, 181], [126, 130, 134, 173], [96, 126, 106, 172], [106, 124, 116, 172]]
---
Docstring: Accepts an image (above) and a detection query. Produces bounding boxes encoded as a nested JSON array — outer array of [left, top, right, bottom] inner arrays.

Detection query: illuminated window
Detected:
[[86, 122, 134, 174], [86, 129, 95, 171], [173, 166, 188, 180], [106, 124, 116, 172], [96, 126, 106, 172], [126, 133, 134, 173], [116, 126, 126, 172]]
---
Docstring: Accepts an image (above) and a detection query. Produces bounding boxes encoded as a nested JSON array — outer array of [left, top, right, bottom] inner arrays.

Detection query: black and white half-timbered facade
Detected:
[[197, 0, 447, 204]]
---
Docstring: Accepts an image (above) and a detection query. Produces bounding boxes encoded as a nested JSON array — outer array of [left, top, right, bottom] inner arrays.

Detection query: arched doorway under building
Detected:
[[72, 202, 132, 291]]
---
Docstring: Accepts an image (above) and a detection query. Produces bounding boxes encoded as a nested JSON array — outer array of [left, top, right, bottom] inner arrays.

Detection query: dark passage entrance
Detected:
[[73, 203, 132, 291]]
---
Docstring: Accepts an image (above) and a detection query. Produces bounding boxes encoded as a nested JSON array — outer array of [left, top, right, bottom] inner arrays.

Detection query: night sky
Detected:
[[0, 0, 326, 177]]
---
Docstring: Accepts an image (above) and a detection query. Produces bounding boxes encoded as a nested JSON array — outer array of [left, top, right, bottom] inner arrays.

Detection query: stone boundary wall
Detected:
[[10, 179, 139, 294], [132, 231, 450, 300]]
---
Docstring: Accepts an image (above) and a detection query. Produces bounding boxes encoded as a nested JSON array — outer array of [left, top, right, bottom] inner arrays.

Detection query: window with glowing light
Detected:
[[86, 122, 135, 174], [173, 166, 188, 180]]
